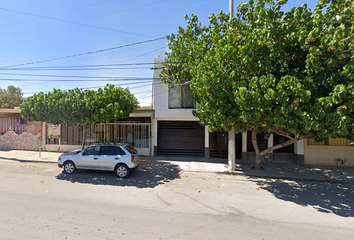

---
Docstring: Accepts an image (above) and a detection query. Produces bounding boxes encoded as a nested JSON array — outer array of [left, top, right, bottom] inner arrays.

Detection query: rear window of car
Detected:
[[124, 145, 138, 154]]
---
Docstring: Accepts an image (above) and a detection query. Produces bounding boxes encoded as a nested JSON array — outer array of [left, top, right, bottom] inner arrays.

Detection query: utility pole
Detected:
[[228, 0, 236, 171]]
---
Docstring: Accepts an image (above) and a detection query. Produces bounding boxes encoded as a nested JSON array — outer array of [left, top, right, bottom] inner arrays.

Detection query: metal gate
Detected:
[[46, 122, 152, 156], [158, 121, 204, 156]]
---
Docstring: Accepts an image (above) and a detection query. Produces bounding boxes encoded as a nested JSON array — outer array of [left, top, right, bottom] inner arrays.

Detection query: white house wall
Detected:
[[152, 59, 304, 163], [153, 59, 198, 120]]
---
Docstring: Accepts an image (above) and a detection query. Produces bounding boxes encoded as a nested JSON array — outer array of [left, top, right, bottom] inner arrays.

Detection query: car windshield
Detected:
[[124, 145, 138, 154]]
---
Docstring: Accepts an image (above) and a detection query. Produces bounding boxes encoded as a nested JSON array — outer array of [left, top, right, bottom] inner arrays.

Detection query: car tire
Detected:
[[115, 164, 129, 178], [63, 161, 76, 174]]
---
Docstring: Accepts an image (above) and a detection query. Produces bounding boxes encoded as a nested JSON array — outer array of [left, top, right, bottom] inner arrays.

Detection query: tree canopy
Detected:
[[20, 84, 139, 148], [160, 0, 354, 169], [0, 85, 23, 109]]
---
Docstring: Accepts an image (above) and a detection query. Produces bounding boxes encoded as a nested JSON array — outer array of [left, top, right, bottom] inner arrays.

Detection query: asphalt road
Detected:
[[0, 159, 353, 240]]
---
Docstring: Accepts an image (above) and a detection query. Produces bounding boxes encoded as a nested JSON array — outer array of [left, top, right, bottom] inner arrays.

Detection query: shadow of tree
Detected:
[[251, 178, 354, 217], [56, 157, 181, 188]]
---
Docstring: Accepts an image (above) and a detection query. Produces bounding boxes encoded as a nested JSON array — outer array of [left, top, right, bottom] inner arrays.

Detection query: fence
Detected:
[[0, 117, 42, 135], [47, 123, 151, 149], [0, 117, 43, 150], [307, 138, 354, 146]]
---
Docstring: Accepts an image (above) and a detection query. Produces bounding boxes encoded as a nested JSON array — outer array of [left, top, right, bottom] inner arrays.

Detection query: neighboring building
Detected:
[[152, 59, 354, 166], [44, 109, 154, 156], [0, 109, 43, 150], [152, 59, 305, 164], [0, 109, 155, 156], [304, 138, 354, 167]]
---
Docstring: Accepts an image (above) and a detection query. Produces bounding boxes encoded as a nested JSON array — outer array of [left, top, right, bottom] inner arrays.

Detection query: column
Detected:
[[204, 126, 209, 158], [294, 140, 304, 164], [228, 128, 235, 171], [154, 118, 158, 156]]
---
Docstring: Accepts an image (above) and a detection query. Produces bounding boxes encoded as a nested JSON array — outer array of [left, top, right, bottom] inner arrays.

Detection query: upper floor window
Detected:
[[168, 85, 195, 109]]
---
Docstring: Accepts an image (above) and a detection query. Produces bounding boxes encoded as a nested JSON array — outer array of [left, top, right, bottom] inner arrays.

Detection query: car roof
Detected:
[[88, 143, 128, 147]]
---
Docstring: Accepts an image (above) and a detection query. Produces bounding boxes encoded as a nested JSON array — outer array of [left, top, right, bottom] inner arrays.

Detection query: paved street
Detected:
[[0, 157, 354, 240]]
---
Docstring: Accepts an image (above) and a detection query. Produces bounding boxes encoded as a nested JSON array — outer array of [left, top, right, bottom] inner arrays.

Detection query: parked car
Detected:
[[57, 143, 139, 178]]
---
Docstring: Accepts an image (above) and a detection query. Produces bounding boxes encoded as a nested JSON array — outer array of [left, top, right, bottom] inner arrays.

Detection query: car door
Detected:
[[98, 146, 121, 170], [77, 146, 100, 169]]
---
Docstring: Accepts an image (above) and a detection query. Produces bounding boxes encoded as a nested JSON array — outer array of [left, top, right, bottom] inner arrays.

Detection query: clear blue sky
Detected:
[[0, 0, 318, 106]]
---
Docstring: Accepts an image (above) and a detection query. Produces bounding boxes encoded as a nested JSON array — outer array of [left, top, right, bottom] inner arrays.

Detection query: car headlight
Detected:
[[58, 157, 61, 161]]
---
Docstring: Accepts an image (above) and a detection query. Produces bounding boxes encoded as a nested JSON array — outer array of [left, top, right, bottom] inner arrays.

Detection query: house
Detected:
[[0, 108, 43, 150], [304, 138, 354, 167], [43, 109, 154, 156], [152, 59, 354, 167], [0, 108, 154, 155]]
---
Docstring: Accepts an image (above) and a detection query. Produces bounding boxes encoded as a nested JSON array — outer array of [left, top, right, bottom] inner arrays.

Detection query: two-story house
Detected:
[[152, 59, 306, 165]]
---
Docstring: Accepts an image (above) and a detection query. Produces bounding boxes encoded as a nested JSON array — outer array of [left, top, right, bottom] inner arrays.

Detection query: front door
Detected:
[[77, 146, 100, 169], [209, 131, 228, 158], [98, 146, 122, 170], [209, 131, 242, 159]]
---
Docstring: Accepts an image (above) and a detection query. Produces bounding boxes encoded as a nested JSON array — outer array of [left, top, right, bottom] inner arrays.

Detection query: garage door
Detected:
[[158, 121, 204, 156]]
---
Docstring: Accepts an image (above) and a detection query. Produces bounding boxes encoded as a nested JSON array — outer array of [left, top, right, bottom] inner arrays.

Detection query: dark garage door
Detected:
[[158, 121, 204, 156]]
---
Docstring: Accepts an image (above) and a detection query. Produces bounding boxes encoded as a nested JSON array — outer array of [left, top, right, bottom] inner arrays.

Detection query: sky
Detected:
[[0, 0, 319, 106]]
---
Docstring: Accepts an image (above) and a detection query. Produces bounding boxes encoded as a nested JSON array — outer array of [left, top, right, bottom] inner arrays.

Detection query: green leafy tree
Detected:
[[161, 0, 354, 169], [20, 84, 139, 149], [0, 85, 23, 109]]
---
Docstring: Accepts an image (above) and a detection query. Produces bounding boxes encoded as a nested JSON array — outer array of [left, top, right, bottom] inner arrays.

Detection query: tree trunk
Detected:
[[255, 153, 262, 170], [251, 130, 262, 170], [251, 132, 306, 170]]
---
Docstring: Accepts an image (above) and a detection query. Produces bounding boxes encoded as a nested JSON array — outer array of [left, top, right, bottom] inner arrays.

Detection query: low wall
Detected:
[[45, 145, 82, 153], [244, 152, 299, 163], [304, 144, 354, 167], [0, 131, 41, 151]]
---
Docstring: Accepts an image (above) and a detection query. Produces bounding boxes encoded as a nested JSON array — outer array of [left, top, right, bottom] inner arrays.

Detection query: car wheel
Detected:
[[64, 161, 76, 174], [115, 164, 129, 178]]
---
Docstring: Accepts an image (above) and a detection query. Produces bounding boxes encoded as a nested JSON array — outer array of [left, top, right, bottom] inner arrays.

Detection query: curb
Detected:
[[226, 171, 342, 183]]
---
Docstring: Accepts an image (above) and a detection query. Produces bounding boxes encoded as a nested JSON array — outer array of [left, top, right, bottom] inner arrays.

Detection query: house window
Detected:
[[168, 85, 195, 109], [307, 138, 354, 146]]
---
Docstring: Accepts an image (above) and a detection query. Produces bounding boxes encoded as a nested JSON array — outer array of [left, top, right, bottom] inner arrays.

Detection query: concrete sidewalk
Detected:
[[1, 150, 354, 183], [0, 150, 62, 163]]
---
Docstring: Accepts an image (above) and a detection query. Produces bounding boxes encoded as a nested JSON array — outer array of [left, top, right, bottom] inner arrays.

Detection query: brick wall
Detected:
[[0, 131, 42, 150]]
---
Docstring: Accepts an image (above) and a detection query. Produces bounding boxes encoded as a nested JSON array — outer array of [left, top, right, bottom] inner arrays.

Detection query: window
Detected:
[[168, 85, 195, 109], [100, 146, 118, 155], [82, 146, 100, 155], [116, 146, 126, 155], [124, 145, 138, 154]]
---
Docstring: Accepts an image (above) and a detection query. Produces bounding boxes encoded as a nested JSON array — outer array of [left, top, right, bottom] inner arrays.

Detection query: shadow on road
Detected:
[[56, 157, 181, 188], [251, 178, 354, 218]]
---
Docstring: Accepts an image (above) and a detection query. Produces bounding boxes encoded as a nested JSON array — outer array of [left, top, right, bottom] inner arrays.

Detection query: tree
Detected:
[[0, 85, 23, 109], [20, 84, 139, 149], [160, 0, 354, 169]]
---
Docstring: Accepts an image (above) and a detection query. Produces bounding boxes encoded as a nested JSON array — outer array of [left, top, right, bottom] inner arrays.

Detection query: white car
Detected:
[[58, 143, 139, 178]]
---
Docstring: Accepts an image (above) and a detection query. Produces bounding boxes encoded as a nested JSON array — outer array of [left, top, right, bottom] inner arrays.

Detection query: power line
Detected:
[[0, 0, 167, 38], [0, 37, 165, 69], [0, 67, 153, 71], [0, 78, 154, 82], [0, 62, 156, 70], [0, 0, 77, 19], [23, 81, 154, 95], [0, 72, 155, 79], [0, 62, 179, 72], [0, 0, 112, 28]]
